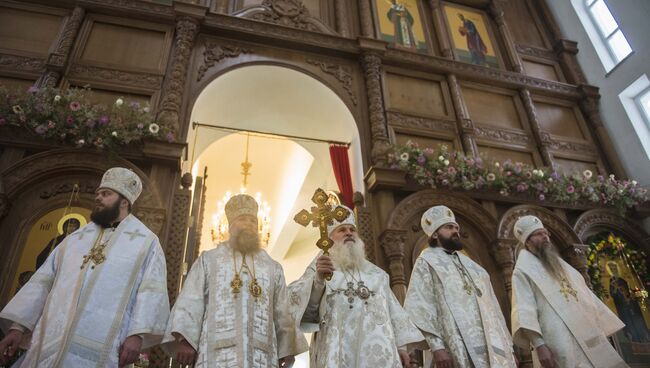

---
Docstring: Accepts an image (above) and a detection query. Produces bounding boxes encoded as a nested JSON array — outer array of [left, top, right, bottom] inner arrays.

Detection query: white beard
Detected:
[[329, 237, 367, 271]]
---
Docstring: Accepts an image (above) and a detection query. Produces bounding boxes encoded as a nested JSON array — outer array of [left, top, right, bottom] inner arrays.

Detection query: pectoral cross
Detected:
[[294, 188, 350, 280], [559, 278, 578, 302]]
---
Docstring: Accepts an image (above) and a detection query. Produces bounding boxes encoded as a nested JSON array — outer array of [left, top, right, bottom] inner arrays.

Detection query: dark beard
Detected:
[[232, 228, 261, 254], [441, 236, 464, 251], [90, 200, 121, 228], [534, 241, 566, 281]]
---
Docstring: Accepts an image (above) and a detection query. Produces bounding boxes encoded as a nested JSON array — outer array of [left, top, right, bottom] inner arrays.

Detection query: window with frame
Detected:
[[636, 87, 650, 129], [584, 0, 632, 66]]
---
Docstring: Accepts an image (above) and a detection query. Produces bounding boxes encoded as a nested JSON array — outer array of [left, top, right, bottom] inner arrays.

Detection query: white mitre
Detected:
[[513, 215, 545, 244], [421, 205, 457, 237], [327, 205, 356, 236], [99, 167, 143, 204]]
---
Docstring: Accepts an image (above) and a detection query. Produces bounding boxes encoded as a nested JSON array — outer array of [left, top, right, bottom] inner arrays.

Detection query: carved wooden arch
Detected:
[[234, 0, 337, 35], [185, 57, 368, 166], [498, 204, 581, 249], [190, 57, 361, 123], [387, 189, 499, 243], [1, 148, 163, 209], [574, 209, 650, 252]]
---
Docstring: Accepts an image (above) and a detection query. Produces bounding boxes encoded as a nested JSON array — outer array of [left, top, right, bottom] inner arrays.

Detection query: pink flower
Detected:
[[166, 132, 175, 142], [516, 183, 527, 192], [47, 121, 56, 129], [66, 116, 74, 125], [35, 125, 47, 134], [447, 167, 457, 175], [99, 116, 109, 125], [566, 185, 575, 194], [137, 123, 144, 129], [525, 171, 533, 179], [69, 101, 81, 111], [0, 117, 6, 126]]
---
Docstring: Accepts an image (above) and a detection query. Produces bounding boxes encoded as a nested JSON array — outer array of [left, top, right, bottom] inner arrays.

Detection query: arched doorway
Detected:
[[185, 65, 365, 283]]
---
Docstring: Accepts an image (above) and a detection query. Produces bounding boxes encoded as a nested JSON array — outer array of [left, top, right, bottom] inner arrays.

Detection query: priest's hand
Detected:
[[316, 255, 335, 281], [432, 348, 453, 368], [0, 329, 23, 365], [175, 339, 197, 366], [536, 344, 558, 368], [278, 355, 295, 367], [118, 335, 142, 367], [398, 349, 410, 367]]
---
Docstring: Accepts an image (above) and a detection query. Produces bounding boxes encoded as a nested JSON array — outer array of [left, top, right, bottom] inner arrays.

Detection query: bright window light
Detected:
[[584, 0, 633, 66]]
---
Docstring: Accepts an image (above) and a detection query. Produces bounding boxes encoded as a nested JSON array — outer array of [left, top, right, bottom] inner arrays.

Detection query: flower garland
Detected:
[[386, 141, 648, 212], [0, 86, 174, 149], [587, 233, 649, 300]]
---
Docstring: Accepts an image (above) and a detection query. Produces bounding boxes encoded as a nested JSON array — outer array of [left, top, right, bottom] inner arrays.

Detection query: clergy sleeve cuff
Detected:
[[425, 333, 445, 351], [9, 323, 26, 333], [524, 330, 545, 348]]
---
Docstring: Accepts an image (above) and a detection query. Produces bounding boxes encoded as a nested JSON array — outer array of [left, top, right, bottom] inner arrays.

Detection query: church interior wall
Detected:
[[0, 3, 649, 365]]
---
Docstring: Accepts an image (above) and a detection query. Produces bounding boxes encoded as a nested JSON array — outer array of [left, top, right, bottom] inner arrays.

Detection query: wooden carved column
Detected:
[[563, 244, 590, 283], [157, 16, 200, 134], [429, 0, 452, 58], [489, 1, 523, 73], [578, 85, 627, 178], [555, 39, 586, 85], [447, 74, 478, 156], [165, 173, 192, 305], [493, 238, 517, 296], [353, 192, 377, 264], [360, 48, 391, 164], [334, 0, 350, 37], [380, 229, 408, 303], [519, 88, 554, 167], [37, 6, 85, 88], [358, 0, 374, 38]]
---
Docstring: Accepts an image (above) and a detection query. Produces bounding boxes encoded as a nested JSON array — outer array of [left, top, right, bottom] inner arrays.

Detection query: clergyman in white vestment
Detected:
[[0, 167, 170, 367], [162, 193, 308, 368], [510, 215, 628, 368], [287, 205, 424, 368], [404, 205, 517, 368]]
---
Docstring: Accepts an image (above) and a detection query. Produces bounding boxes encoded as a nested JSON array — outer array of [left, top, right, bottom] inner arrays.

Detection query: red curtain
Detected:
[[329, 144, 354, 209]]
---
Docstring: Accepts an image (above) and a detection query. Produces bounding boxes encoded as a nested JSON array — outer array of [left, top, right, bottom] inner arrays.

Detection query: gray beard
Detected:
[[534, 241, 567, 281], [329, 237, 367, 271], [231, 229, 261, 254]]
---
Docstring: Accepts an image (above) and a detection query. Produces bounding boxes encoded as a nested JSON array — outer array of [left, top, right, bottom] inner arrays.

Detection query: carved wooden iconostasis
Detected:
[[0, 0, 649, 366]]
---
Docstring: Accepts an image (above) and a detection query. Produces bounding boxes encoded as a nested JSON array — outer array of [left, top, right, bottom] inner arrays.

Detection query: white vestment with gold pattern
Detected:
[[404, 246, 517, 368], [161, 242, 308, 368], [287, 256, 423, 368], [511, 249, 628, 368], [0, 214, 170, 367]]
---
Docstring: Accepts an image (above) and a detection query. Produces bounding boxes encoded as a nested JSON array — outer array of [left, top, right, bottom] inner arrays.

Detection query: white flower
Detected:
[[115, 98, 124, 107], [77, 139, 85, 145], [111, 131, 118, 137], [143, 106, 150, 113], [582, 170, 593, 179], [618, 189, 624, 194], [54, 95, 61, 102], [548, 178, 553, 183], [632, 180, 638, 186], [443, 159, 450, 166], [495, 162, 500, 167], [438, 155, 445, 162], [148, 123, 160, 134], [609, 174, 616, 180], [399, 152, 409, 161]]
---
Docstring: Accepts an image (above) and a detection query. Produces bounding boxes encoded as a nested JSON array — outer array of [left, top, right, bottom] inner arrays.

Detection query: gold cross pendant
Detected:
[[80, 245, 106, 269], [559, 278, 578, 302], [230, 275, 243, 294]]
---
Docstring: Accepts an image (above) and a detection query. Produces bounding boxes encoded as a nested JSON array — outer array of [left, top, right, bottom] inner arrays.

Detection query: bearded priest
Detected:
[[511, 215, 628, 368], [287, 206, 423, 368], [0, 167, 170, 367], [404, 205, 517, 368], [162, 193, 307, 368]]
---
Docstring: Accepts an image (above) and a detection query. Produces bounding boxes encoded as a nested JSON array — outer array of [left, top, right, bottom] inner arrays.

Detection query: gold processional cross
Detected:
[[294, 188, 350, 281]]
